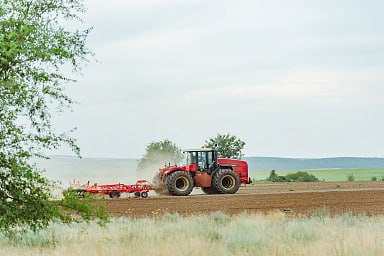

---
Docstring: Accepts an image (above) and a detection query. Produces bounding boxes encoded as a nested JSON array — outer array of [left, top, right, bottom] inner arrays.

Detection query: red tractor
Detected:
[[153, 147, 252, 196]]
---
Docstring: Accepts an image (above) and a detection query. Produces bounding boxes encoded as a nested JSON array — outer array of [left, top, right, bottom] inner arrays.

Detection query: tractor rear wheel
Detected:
[[201, 187, 217, 194], [212, 169, 240, 194], [166, 171, 193, 196]]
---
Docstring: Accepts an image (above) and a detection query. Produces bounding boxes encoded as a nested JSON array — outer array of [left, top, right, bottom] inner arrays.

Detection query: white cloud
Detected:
[[106, 27, 207, 57], [181, 71, 347, 102]]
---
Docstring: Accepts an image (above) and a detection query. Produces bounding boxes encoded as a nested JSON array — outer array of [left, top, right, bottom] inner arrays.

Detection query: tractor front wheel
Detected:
[[212, 169, 240, 194], [166, 171, 194, 196]]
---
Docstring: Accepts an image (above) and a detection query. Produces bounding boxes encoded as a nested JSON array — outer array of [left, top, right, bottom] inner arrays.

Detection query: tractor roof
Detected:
[[183, 148, 214, 152]]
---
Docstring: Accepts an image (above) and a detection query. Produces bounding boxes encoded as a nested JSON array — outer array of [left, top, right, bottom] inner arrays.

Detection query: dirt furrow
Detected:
[[101, 185, 384, 218]]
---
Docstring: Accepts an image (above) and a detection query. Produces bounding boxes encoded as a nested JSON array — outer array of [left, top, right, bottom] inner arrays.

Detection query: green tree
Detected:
[[0, 0, 102, 232], [267, 170, 286, 182], [137, 139, 183, 176], [205, 133, 245, 159]]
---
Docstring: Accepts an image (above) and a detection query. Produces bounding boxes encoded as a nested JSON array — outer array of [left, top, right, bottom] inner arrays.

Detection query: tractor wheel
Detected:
[[212, 169, 240, 194], [166, 171, 194, 196], [109, 192, 121, 199], [134, 192, 141, 197], [201, 187, 217, 194], [140, 191, 148, 198]]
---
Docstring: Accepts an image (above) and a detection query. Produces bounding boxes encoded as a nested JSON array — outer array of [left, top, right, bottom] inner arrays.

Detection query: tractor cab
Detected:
[[184, 148, 218, 174]]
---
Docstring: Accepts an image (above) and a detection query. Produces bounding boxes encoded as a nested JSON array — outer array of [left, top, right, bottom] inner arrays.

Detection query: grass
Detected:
[[1, 212, 384, 256], [250, 168, 384, 182]]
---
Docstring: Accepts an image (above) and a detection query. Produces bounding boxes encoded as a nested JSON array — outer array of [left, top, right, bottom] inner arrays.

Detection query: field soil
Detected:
[[102, 182, 384, 217]]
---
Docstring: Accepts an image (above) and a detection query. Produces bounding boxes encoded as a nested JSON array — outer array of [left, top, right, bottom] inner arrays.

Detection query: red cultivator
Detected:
[[71, 179, 154, 198]]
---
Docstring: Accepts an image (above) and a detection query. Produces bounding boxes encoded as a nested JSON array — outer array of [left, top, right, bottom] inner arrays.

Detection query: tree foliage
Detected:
[[0, 0, 101, 232], [137, 139, 183, 175], [205, 133, 245, 159]]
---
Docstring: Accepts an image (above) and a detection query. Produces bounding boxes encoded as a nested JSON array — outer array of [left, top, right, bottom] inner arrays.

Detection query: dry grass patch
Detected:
[[1, 211, 383, 256]]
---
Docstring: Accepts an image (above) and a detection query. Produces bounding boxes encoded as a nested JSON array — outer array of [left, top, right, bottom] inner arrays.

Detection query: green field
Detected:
[[250, 169, 384, 182]]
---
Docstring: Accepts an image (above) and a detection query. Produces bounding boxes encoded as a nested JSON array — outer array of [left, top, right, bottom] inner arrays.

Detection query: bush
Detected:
[[347, 174, 355, 182], [267, 170, 286, 182], [267, 170, 319, 182], [285, 171, 319, 182], [371, 176, 377, 181]]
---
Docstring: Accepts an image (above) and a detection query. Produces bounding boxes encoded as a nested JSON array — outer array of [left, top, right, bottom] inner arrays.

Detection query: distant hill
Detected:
[[35, 156, 384, 187], [244, 157, 384, 171]]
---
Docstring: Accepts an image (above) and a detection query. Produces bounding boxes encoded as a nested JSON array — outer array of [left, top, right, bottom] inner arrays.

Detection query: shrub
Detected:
[[347, 174, 355, 182], [285, 171, 319, 182], [371, 176, 377, 181], [267, 170, 286, 182], [267, 170, 319, 182], [268, 170, 277, 180]]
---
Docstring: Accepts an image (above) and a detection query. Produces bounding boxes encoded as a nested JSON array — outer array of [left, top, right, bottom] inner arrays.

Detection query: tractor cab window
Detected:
[[197, 151, 214, 171], [207, 151, 213, 166], [186, 152, 197, 165], [197, 152, 206, 171]]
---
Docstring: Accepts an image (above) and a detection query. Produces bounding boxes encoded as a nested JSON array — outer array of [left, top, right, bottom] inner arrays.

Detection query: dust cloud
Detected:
[[136, 151, 185, 182], [35, 156, 140, 197]]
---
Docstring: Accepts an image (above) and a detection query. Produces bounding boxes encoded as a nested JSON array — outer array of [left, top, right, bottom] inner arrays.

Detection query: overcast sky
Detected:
[[54, 0, 384, 158]]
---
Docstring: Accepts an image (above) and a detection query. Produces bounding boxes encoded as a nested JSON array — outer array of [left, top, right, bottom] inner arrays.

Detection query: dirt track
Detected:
[[102, 182, 384, 217]]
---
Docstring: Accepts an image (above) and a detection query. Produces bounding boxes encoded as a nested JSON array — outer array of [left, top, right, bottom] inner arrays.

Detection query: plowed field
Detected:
[[102, 182, 384, 217]]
